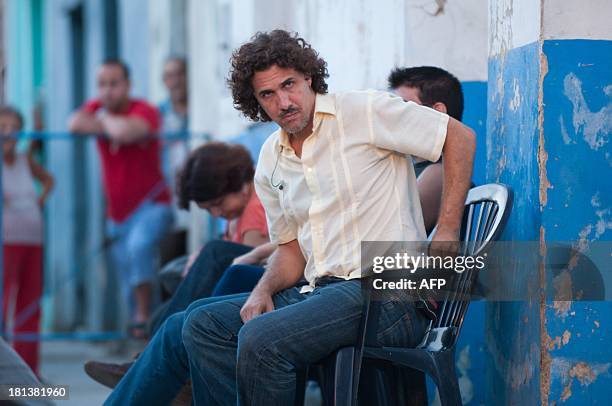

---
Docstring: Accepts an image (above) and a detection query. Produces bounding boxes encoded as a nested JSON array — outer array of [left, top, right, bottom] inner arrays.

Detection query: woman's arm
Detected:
[[27, 156, 55, 207]]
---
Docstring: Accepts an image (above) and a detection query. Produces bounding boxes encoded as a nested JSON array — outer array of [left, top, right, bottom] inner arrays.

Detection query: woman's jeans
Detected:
[[149, 240, 253, 334]]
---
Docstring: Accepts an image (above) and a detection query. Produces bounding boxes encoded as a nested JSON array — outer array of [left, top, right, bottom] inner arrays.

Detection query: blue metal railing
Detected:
[[1, 131, 212, 342]]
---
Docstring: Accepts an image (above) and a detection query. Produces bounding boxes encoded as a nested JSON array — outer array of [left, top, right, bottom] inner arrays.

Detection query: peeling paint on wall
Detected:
[[563, 73, 611, 151], [551, 359, 611, 402], [456, 345, 474, 404], [538, 52, 552, 208], [559, 116, 574, 145], [486, 39, 542, 404], [541, 39, 612, 404], [509, 78, 521, 111]]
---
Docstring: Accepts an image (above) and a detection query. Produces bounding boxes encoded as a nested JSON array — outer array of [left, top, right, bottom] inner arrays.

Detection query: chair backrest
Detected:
[[418, 183, 513, 351]]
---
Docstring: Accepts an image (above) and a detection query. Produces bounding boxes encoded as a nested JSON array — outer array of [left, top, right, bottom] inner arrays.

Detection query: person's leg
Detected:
[[150, 240, 252, 334], [13, 245, 43, 374], [237, 281, 429, 405], [183, 280, 429, 406], [124, 203, 174, 325], [2, 245, 19, 335], [211, 265, 265, 296], [105, 292, 250, 405], [106, 220, 133, 318], [181, 287, 306, 405]]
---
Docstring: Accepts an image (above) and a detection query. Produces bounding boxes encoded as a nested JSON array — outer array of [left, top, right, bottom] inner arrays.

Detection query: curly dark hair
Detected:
[[176, 142, 255, 209], [227, 30, 329, 122]]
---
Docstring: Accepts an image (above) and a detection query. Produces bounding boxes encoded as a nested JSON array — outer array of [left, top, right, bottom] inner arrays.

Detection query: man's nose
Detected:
[[278, 91, 291, 110]]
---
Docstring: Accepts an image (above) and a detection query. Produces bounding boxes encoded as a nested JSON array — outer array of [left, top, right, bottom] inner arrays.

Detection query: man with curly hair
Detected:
[[105, 30, 475, 405]]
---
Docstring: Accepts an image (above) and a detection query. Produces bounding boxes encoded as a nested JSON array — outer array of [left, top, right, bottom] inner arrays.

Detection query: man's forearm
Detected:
[[99, 115, 150, 143], [437, 118, 476, 235], [68, 112, 104, 135], [254, 240, 305, 295]]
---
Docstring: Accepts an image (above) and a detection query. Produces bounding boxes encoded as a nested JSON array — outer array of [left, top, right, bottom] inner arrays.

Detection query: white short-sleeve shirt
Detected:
[[254, 90, 449, 289]]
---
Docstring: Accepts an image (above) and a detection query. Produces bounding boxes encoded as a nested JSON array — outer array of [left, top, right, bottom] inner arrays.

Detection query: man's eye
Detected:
[[284, 81, 294, 88]]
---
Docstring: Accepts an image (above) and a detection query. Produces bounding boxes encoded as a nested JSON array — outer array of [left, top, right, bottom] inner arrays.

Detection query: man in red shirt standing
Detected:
[[68, 59, 174, 337]]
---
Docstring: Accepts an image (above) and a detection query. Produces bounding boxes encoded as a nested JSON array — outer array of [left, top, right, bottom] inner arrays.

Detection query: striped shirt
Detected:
[[254, 90, 448, 289]]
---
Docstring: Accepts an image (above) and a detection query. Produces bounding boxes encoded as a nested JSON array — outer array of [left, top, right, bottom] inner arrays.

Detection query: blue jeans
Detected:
[[211, 265, 265, 296], [105, 294, 245, 405], [150, 240, 253, 334], [106, 201, 174, 315], [106, 280, 428, 406]]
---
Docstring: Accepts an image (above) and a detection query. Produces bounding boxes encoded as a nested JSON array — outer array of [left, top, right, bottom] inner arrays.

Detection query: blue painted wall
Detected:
[[485, 38, 611, 404], [463, 81, 488, 187], [449, 81, 488, 405], [540, 39, 611, 405], [485, 41, 543, 404]]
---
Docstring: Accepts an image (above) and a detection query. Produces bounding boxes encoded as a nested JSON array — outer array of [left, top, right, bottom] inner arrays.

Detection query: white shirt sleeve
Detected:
[[367, 90, 449, 162]]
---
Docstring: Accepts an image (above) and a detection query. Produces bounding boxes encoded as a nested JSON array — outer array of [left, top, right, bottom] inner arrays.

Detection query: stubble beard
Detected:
[[282, 113, 310, 136]]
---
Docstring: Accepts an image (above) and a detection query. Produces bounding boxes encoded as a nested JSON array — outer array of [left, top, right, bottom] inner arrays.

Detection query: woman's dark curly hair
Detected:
[[176, 142, 255, 209], [227, 30, 329, 122]]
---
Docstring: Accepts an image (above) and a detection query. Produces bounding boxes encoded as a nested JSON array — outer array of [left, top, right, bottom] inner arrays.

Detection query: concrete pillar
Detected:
[[487, 0, 611, 403], [148, 0, 187, 105], [5, 0, 35, 130], [118, 0, 150, 98]]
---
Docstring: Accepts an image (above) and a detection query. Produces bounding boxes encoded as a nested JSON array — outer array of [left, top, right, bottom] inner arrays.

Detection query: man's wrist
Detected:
[[433, 223, 460, 239], [253, 282, 274, 297]]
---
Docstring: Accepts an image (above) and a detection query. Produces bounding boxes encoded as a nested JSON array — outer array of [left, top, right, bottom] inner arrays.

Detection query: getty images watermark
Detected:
[[361, 241, 609, 302], [370, 249, 487, 291]]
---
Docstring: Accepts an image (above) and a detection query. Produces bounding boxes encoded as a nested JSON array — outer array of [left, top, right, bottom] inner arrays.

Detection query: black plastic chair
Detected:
[[302, 183, 513, 406]]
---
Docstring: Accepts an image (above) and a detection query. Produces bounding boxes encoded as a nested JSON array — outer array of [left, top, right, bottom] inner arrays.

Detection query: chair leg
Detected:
[[295, 367, 308, 406], [432, 349, 462, 406], [333, 347, 357, 406], [395, 366, 428, 406]]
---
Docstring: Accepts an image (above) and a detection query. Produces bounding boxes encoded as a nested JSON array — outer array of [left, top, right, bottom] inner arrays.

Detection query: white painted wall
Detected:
[[148, 0, 188, 105], [119, 0, 150, 98], [488, 0, 541, 56], [187, 0, 488, 140], [542, 0, 612, 41], [402, 0, 488, 82], [489, 0, 612, 56], [148, 0, 173, 104]]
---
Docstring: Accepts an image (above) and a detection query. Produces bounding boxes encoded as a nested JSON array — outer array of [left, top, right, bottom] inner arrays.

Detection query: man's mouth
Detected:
[[282, 111, 299, 121]]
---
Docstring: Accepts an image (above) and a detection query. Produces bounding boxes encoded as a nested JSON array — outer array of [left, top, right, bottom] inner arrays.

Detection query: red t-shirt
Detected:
[[225, 192, 269, 245], [82, 99, 171, 222]]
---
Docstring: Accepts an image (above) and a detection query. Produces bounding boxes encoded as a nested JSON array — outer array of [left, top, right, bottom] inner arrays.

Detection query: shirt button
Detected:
[[306, 167, 313, 172]]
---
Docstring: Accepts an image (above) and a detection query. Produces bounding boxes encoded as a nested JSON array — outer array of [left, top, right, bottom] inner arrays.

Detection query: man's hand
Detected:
[[429, 227, 460, 258], [240, 288, 275, 323], [98, 114, 151, 144], [232, 251, 260, 266], [238, 240, 304, 323], [68, 111, 105, 135]]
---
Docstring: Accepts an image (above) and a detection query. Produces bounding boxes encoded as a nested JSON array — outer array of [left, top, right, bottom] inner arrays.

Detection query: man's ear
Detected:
[[432, 102, 447, 114], [305, 75, 312, 87]]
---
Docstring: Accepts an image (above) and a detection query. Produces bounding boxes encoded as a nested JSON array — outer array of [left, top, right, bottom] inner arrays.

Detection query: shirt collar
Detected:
[[278, 93, 336, 149]]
